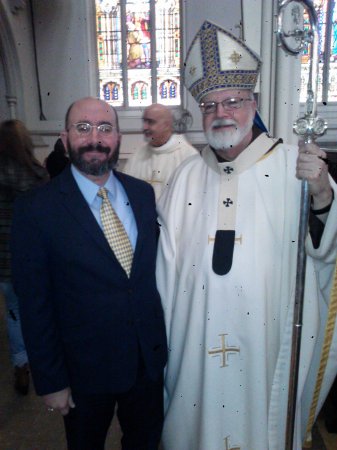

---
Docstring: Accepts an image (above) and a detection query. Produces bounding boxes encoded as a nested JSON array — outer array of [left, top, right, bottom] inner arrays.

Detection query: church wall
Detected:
[[0, 0, 40, 124], [2, 0, 334, 162], [31, 0, 97, 122]]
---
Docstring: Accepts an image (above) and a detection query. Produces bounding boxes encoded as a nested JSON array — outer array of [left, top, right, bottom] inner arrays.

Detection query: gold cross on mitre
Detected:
[[224, 436, 241, 450], [189, 65, 196, 76], [229, 50, 242, 65], [208, 333, 240, 367]]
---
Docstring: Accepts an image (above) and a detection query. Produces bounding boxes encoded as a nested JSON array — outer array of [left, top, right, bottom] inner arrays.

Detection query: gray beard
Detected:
[[205, 116, 254, 151]]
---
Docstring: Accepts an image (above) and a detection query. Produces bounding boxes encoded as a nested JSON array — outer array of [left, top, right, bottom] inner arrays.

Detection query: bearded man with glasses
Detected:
[[156, 21, 337, 450], [11, 96, 167, 450]]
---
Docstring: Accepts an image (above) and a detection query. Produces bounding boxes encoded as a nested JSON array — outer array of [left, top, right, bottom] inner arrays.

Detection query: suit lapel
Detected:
[[57, 167, 149, 278], [57, 167, 120, 262]]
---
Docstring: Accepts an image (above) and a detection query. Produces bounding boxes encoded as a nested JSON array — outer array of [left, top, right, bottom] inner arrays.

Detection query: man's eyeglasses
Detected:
[[199, 97, 253, 115], [70, 123, 116, 135]]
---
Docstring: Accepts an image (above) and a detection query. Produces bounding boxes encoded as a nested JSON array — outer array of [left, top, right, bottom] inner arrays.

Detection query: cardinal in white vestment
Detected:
[[122, 103, 198, 201], [156, 21, 337, 450]]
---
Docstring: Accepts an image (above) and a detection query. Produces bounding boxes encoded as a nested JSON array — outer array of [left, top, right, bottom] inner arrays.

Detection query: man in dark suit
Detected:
[[11, 97, 167, 450]]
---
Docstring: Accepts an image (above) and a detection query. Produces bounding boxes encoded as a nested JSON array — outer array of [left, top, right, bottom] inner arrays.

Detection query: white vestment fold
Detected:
[[156, 134, 337, 450]]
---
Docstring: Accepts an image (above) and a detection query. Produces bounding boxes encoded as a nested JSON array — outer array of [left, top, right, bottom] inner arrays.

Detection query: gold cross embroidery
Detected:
[[208, 234, 243, 245], [189, 65, 196, 76], [145, 178, 162, 185], [145, 171, 163, 186], [208, 334, 240, 367], [229, 51, 242, 65], [224, 436, 241, 450]]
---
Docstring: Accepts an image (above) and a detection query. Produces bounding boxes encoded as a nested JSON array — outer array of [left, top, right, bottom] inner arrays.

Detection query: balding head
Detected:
[[142, 103, 174, 147], [65, 97, 119, 133]]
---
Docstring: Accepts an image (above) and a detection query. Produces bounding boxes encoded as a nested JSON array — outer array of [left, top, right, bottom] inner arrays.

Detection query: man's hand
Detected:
[[296, 142, 333, 210], [43, 387, 75, 416]]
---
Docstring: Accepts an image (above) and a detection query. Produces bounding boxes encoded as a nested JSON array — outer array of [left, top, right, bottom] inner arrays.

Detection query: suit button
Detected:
[[128, 289, 133, 294]]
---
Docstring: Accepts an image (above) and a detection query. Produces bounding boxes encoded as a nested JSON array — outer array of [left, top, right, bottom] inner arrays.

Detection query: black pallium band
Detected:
[[212, 230, 235, 275]]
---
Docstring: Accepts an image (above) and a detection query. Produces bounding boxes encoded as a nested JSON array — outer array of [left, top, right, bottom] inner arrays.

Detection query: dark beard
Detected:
[[68, 142, 119, 176]]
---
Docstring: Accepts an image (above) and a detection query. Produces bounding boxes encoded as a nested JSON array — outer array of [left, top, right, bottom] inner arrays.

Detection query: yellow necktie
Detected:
[[97, 187, 133, 277]]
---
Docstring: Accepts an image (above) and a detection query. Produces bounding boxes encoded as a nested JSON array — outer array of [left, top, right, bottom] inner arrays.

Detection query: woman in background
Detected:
[[0, 119, 48, 394]]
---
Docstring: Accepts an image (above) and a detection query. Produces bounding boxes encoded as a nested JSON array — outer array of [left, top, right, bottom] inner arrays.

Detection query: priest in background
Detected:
[[122, 103, 198, 201], [156, 20, 337, 450]]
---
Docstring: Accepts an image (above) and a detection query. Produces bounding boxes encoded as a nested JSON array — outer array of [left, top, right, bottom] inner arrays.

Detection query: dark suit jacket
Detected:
[[11, 166, 167, 396]]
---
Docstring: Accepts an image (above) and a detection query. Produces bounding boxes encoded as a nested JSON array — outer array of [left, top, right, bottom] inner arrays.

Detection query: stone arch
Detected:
[[0, 3, 24, 120]]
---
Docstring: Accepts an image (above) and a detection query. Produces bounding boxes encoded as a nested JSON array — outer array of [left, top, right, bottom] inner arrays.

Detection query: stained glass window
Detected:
[[95, 0, 181, 108], [300, 0, 337, 102]]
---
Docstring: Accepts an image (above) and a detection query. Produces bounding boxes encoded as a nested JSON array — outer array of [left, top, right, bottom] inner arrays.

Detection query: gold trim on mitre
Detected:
[[184, 21, 262, 102]]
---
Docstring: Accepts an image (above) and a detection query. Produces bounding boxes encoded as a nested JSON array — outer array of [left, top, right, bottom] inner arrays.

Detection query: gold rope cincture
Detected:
[[303, 259, 337, 448], [97, 187, 133, 277]]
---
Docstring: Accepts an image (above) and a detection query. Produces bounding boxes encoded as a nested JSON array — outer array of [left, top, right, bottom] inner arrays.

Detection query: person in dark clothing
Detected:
[[11, 97, 167, 450], [45, 137, 69, 178]]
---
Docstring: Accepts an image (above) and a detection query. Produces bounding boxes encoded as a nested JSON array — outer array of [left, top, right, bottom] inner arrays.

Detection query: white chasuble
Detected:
[[122, 134, 198, 201], [156, 133, 337, 450]]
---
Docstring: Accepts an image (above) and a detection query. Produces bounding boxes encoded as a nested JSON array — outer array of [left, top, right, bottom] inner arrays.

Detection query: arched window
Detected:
[[95, 0, 181, 108], [103, 81, 121, 101], [159, 79, 178, 102], [300, 0, 337, 103], [130, 80, 149, 103]]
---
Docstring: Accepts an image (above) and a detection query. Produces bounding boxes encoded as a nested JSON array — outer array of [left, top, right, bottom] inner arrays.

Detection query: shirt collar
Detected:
[[71, 164, 117, 205], [148, 134, 177, 154]]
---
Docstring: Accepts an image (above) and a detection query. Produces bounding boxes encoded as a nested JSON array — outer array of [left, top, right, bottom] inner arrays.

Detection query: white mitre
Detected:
[[184, 20, 262, 102]]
